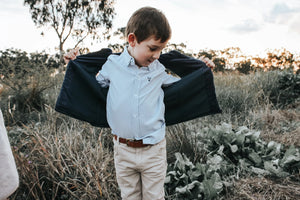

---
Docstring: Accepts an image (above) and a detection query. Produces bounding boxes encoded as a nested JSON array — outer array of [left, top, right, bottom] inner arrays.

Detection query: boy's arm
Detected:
[[95, 60, 111, 88], [162, 71, 181, 87], [96, 71, 110, 88]]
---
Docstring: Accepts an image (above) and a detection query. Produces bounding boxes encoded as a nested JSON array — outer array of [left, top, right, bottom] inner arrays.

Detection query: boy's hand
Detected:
[[64, 48, 80, 64], [200, 56, 215, 70]]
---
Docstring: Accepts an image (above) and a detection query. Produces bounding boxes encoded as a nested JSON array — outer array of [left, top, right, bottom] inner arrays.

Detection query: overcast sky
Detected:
[[1, 0, 300, 56]]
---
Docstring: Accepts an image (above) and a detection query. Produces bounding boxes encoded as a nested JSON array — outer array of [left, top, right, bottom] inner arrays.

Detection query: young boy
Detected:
[[97, 7, 178, 200], [64, 7, 215, 200]]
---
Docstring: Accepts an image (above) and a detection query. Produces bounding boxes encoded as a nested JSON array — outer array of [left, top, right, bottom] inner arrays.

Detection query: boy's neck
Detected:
[[127, 46, 134, 59], [127, 46, 143, 68]]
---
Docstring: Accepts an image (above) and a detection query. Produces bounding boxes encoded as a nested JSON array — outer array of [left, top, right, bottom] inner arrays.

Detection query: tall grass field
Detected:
[[1, 61, 299, 199]]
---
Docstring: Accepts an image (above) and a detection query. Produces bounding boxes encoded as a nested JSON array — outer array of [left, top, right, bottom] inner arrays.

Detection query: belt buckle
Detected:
[[126, 139, 135, 146]]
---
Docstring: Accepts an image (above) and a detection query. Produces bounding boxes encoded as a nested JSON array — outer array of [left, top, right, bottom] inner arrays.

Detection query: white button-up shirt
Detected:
[[96, 48, 180, 144]]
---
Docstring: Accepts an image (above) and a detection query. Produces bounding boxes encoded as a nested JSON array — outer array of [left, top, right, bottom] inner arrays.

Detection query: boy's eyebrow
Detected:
[[148, 44, 164, 49], [148, 45, 159, 48]]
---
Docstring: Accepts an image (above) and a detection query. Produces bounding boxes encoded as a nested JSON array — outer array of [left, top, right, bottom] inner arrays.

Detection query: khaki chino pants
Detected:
[[113, 138, 167, 200]]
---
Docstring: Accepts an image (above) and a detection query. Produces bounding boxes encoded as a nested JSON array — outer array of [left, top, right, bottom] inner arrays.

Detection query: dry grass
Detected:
[[166, 123, 207, 164], [225, 175, 300, 200], [8, 106, 120, 200], [250, 107, 300, 147]]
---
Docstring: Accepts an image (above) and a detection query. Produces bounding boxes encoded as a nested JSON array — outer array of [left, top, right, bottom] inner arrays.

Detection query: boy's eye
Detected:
[[149, 47, 157, 51]]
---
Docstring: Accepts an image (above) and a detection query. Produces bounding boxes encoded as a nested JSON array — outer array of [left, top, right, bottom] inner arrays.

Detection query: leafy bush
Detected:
[[165, 123, 300, 200], [204, 123, 300, 177], [270, 70, 300, 107], [0, 49, 60, 125], [251, 70, 300, 108], [165, 153, 230, 200]]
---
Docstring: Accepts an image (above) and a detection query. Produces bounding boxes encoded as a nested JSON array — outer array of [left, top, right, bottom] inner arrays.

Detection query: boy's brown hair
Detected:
[[125, 7, 171, 43]]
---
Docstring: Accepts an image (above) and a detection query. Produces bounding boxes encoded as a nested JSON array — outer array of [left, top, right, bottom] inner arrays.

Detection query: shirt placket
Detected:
[[132, 71, 141, 138]]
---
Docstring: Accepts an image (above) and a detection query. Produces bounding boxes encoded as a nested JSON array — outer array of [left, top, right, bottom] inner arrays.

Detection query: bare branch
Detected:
[[24, 0, 115, 54]]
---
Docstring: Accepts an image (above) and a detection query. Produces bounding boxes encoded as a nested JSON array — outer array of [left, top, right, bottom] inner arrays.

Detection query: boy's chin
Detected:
[[145, 59, 154, 66], [137, 61, 151, 67]]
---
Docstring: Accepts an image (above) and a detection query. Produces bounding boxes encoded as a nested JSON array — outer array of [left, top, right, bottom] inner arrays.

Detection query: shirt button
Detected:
[[133, 114, 137, 118], [134, 94, 138, 98]]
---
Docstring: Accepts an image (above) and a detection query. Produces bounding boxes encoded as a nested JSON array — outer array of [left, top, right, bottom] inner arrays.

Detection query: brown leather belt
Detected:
[[114, 135, 150, 148]]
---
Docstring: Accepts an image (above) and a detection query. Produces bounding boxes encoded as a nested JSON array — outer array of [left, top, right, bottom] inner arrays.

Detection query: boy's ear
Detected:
[[128, 33, 137, 47]]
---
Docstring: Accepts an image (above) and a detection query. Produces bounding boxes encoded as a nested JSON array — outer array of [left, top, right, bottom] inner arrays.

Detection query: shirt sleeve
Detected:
[[162, 71, 181, 87], [96, 63, 110, 88]]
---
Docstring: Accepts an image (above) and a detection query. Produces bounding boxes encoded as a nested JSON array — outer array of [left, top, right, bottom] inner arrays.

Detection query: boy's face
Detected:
[[127, 34, 169, 67]]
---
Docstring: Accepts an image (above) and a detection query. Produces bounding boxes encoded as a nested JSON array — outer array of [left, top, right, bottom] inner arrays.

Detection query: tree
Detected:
[[265, 49, 295, 70], [163, 43, 189, 55], [196, 50, 228, 72], [235, 60, 253, 74], [253, 48, 296, 71], [212, 57, 226, 72], [24, 0, 115, 63], [196, 50, 216, 60], [108, 27, 127, 53], [0, 49, 59, 124]]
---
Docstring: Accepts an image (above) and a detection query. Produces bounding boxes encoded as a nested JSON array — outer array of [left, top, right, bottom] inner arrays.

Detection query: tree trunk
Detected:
[[59, 41, 65, 72]]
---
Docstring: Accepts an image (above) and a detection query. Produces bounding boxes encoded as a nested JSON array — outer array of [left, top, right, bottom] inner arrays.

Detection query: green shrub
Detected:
[[0, 49, 60, 125], [165, 123, 300, 200], [165, 152, 229, 200], [271, 70, 300, 107]]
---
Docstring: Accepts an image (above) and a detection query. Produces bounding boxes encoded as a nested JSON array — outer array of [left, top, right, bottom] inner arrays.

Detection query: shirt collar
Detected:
[[120, 47, 136, 67], [120, 47, 153, 71]]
